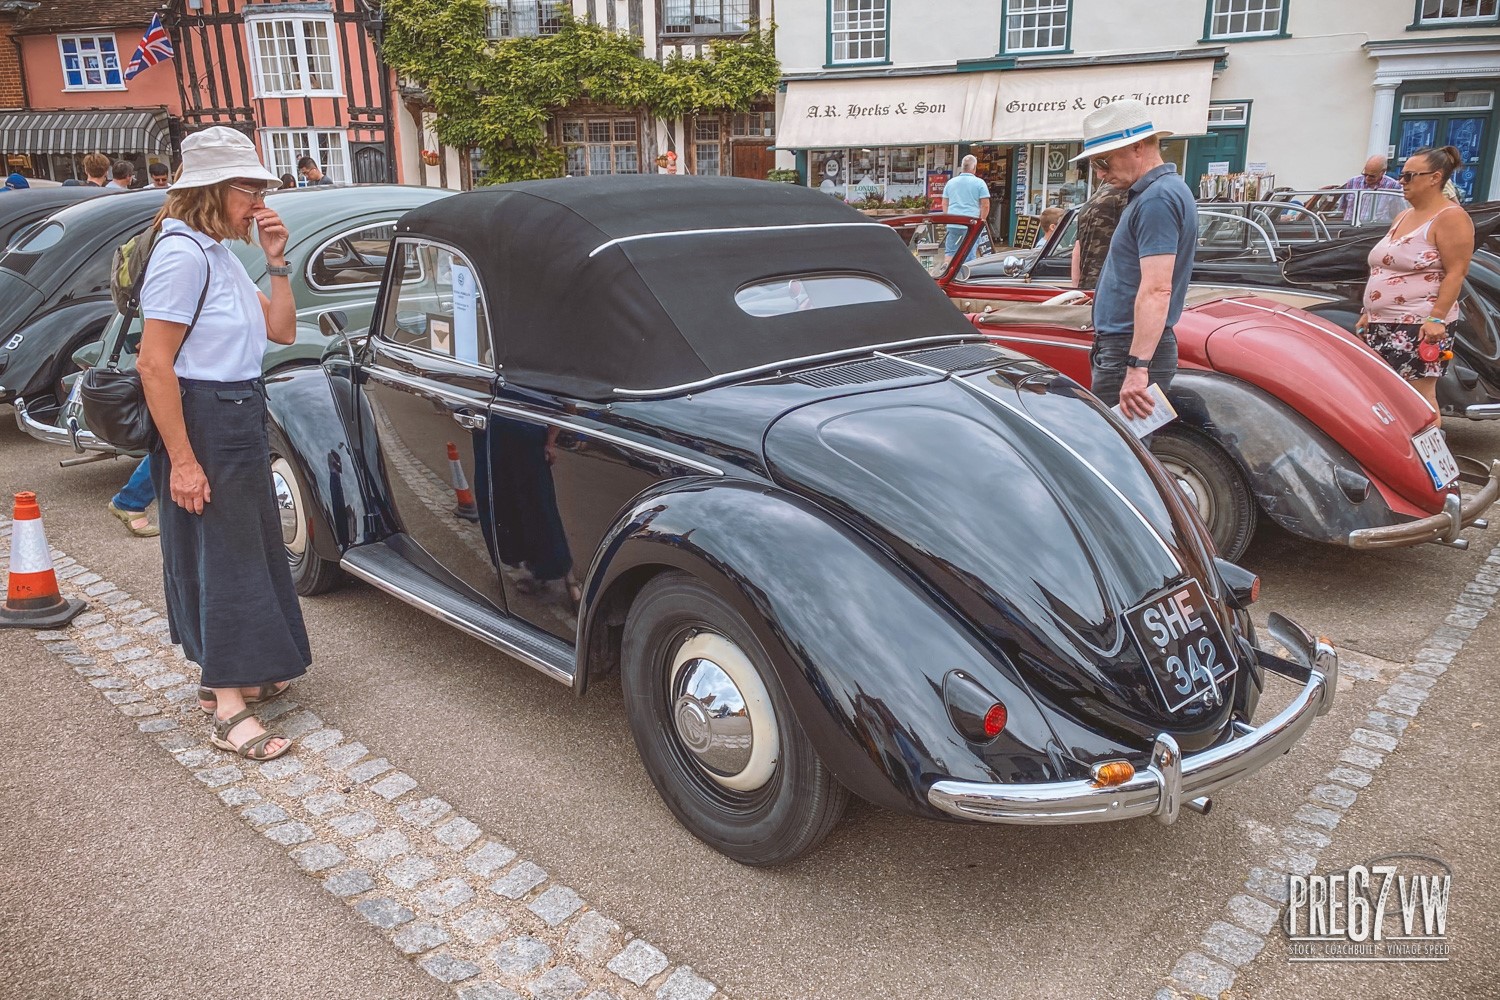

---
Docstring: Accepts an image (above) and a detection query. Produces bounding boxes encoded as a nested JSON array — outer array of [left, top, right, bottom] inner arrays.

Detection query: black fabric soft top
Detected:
[[394, 175, 975, 398]]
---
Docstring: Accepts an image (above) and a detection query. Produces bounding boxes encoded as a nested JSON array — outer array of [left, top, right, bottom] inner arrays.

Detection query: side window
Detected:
[[309, 222, 410, 288], [381, 241, 493, 368]]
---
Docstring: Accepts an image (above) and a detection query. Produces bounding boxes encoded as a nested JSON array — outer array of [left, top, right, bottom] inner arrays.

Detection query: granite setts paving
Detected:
[[1, 524, 727, 1000]]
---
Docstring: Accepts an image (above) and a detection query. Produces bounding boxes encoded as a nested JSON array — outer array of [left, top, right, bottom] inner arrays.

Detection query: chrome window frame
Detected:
[[376, 236, 496, 373], [305, 219, 421, 292]]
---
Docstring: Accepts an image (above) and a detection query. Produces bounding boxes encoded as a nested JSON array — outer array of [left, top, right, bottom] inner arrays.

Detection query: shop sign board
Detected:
[[1207, 161, 1230, 175], [778, 74, 999, 148], [1014, 214, 1042, 249], [926, 169, 952, 206], [985, 60, 1214, 143]]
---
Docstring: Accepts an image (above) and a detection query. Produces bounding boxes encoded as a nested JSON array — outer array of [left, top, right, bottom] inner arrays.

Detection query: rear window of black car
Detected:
[[734, 274, 898, 318], [11, 220, 63, 253]]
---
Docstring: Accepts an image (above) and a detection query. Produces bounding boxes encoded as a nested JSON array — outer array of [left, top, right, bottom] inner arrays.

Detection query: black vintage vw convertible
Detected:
[[268, 177, 1337, 865]]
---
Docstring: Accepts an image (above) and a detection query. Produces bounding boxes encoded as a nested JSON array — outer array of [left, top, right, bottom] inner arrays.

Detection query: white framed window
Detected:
[[244, 14, 340, 97], [58, 34, 124, 91], [262, 129, 350, 184], [1416, 0, 1497, 24], [487, 0, 566, 39], [559, 118, 640, 176], [694, 119, 722, 176], [662, 0, 752, 35], [1003, 0, 1070, 53], [1402, 91, 1494, 112], [1206, 0, 1285, 38], [1207, 102, 1251, 126], [830, 0, 886, 64]]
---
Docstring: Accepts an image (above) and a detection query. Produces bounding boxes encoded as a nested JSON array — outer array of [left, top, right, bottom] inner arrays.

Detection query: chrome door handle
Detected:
[[452, 411, 486, 430]]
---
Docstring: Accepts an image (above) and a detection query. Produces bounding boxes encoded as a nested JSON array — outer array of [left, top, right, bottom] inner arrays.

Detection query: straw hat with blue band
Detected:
[[1069, 99, 1173, 162]]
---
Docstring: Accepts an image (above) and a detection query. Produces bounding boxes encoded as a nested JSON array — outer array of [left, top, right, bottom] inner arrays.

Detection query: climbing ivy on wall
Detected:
[[383, 1, 779, 183]]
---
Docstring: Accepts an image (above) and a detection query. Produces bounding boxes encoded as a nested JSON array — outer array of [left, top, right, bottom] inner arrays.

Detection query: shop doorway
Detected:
[[1392, 83, 1496, 202], [1185, 102, 1250, 191]]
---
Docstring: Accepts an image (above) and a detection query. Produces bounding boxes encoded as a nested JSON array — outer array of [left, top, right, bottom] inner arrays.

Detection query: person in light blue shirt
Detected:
[[941, 155, 990, 263]]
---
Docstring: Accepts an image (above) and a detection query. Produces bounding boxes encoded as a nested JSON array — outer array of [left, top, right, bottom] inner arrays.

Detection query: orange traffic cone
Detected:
[[0, 492, 86, 629], [447, 442, 479, 522]]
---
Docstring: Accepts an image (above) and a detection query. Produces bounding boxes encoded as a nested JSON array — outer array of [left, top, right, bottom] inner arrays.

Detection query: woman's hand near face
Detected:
[[254, 206, 289, 263]]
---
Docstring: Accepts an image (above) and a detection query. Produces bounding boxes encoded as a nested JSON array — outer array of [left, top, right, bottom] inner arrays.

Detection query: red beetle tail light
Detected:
[[944, 670, 1008, 744], [983, 703, 1007, 738]]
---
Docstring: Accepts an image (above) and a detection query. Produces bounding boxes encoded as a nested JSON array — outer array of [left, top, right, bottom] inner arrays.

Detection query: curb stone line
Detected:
[[1, 534, 729, 1000], [1155, 541, 1499, 1000]]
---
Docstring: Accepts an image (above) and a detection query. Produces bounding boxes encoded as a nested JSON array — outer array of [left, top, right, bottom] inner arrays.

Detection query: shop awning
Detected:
[[777, 74, 1000, 149], [983, 59, 1215, 142], [0, 108, 172, 156], [777, 59, 1215, 149]]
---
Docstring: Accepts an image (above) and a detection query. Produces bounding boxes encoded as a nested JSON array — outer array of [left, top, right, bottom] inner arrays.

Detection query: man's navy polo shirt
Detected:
[[1092, 163, 1197, 337]]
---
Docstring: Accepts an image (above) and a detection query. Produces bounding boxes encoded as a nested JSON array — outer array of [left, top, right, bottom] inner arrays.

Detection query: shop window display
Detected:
[[809, 146, 956, 210]]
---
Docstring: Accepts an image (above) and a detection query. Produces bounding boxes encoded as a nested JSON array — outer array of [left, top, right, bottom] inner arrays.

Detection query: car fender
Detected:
[[0, 300, 113, 401], [579, 479, 1063, 818], [1167, 369, 1407, 543], [264, 363, 381, 561]]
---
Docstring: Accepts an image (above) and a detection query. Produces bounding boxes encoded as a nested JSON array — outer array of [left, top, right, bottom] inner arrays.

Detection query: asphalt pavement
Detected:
[[0, 411, 1496, 1000]]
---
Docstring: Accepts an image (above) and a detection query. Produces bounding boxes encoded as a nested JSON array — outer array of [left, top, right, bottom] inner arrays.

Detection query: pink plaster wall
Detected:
[[21, 31, 182, 112]]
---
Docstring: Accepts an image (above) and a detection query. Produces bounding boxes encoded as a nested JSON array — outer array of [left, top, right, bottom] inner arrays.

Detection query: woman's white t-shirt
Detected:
[[139, 218, 267, 381]]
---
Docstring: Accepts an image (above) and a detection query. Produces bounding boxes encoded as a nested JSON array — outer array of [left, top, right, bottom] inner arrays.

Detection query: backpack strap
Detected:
[[107, 231, 212, 371]]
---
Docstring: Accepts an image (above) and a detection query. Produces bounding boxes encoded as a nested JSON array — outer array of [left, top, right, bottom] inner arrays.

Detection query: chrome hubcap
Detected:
[[269, 459, 306, 555], [1161, 459, 1213, 525], [669, 632, 779, 792]]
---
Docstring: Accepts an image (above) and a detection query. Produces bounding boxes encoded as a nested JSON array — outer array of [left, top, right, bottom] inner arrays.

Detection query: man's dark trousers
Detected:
[[1089, 329, 1178, 409]]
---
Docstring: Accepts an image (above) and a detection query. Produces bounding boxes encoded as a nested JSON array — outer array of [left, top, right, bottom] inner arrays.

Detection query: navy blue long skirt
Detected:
[[151, 377, 311, 688]]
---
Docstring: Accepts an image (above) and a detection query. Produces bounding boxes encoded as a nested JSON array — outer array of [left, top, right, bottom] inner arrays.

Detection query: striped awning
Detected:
[[0, 108, 172, 156]]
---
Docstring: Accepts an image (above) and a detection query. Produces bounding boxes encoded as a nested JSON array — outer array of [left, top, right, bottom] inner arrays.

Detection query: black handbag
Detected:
[[80, 233, 210, 452]]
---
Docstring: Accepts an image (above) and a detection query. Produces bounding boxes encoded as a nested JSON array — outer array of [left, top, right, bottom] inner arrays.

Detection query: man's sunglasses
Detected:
[[1398, 169, 1439, 184], [1091, 155, 1111, 172]]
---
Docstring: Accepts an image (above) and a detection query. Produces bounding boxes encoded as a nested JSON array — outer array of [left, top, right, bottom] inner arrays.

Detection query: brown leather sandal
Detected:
[[209, 707, 292, 761], [196, 682, 292, 714]]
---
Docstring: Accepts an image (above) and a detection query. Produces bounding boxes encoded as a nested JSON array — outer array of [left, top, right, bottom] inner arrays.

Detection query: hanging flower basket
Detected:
[[420, 150, 440, 166]]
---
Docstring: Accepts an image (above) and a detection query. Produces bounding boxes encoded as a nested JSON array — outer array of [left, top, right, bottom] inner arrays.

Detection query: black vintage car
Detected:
[[0, 186, 107, 251], [268, 177, 1337, 865], [0, 188, 166, 419]]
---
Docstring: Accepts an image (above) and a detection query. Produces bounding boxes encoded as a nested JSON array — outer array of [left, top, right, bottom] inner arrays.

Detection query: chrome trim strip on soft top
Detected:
[[610, 335, 988, 398], [876, 351, 1183, 571], [588, 222, 894, 259]]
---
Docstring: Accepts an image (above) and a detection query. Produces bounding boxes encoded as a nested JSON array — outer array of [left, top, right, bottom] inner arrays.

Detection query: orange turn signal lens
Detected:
[[1091, 760, 1136, 787]]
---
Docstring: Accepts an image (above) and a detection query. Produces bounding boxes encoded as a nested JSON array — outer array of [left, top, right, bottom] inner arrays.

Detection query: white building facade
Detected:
[[774, 0, 1499, 240]]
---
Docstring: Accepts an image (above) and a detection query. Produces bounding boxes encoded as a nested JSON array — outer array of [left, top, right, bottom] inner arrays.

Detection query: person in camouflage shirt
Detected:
[[1070, 185, 1129, 289]]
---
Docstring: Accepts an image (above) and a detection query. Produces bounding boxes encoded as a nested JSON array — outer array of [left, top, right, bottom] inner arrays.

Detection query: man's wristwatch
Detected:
[[1123, 355, 1152, 369], [267, 263, 292, 277]]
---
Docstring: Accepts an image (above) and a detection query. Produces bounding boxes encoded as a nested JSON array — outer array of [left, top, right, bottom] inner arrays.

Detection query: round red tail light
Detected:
[[983, 703, 1007, 738]]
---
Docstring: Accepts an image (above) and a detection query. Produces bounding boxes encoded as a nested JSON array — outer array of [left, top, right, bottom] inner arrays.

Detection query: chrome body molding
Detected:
[[1347, 459, 1499, 550], [1466, 403, 1500, 420], [927, 613, 1338, 826], [338, 552, 574, 686], [588, 221, 892, 259]]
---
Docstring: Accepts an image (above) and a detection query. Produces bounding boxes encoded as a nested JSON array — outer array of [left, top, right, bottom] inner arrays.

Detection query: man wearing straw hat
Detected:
[[1072, 99, 1197, 420]]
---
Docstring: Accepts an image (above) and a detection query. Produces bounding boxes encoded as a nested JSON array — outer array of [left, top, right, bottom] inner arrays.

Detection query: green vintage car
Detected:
[[15, 184, 454, 457]]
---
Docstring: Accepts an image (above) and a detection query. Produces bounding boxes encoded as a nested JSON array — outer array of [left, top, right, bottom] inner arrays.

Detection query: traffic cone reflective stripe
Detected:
[[1, 491, 86, 629], [447, 442, 479, 522]]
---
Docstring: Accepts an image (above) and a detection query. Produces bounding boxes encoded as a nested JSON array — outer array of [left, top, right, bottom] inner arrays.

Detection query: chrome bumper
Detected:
[[1466, 403, 1500, 420], [13, 396, 120, 455], [1347, 458, 1498, 551], [927, 613, 1337, 826]]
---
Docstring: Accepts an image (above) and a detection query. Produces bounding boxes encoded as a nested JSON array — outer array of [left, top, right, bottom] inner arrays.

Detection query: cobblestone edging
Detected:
[[1156, 541, 1500, 1000], [0, 521, 727, 1000]]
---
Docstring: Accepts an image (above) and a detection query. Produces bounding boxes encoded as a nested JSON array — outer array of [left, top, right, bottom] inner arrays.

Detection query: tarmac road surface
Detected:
[[1, 411, 1496, 1000]]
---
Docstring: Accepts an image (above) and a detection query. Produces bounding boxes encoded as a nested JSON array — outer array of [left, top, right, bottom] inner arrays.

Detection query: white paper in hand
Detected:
[[1112, 382, 1177, 438]]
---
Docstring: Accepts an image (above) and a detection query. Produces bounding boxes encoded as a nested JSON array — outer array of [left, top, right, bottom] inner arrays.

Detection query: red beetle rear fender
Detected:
[[578, 480, 1067, 819], [1167, 370, 1412, 544]]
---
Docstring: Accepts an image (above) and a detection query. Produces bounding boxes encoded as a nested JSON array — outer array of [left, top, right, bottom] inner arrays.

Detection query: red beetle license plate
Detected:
[[1125, 580, 1237, 713]]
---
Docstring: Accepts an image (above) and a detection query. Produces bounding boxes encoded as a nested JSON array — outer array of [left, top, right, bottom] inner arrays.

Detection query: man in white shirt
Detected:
[[108, 160, 134, 190]]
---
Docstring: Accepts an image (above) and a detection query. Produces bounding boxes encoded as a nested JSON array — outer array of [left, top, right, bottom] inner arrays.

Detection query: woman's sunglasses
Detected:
[[1397, 169, 1438, 184]]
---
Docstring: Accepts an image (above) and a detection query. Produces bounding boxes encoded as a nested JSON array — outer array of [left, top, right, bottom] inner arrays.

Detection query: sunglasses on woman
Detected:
[[1397, 169, 1438, 184]]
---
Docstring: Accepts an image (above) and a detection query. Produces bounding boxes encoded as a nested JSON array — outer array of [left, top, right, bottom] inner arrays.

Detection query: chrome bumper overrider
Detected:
[[1466, 404, 1500, 420], [1348, 458, 1498, 551], [12, 397, 120, 455], [927, 613, 1337, 826]]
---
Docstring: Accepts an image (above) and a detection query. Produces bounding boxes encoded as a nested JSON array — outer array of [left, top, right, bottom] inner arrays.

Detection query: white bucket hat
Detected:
[[172, 126, 281, 189], [1070, 99, 1173, 162]]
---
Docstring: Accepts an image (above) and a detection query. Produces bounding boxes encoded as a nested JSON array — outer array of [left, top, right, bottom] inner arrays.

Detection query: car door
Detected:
[[361, 237, 505, 610]]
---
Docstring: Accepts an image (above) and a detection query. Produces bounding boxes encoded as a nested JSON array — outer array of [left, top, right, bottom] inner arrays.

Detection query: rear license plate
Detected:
[[1413, 427, 1458, 491], [1125, 580, 1238, 713]]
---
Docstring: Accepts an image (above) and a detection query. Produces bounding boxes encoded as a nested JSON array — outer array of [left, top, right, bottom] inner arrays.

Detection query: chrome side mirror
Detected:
[[1003, 255, 1023, 277]]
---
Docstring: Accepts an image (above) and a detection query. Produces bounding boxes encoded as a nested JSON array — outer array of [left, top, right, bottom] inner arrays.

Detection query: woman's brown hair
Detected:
[[1412, 145, 1463, 183], [150, 180, 247, 243]]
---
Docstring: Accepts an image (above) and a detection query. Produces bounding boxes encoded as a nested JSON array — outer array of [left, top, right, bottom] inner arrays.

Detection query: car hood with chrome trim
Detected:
[[762, 358, 1244, 752]]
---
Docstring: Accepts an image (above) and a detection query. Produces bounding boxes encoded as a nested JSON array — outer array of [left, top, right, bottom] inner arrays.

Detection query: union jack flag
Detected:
[[124, 13, 173, 81]]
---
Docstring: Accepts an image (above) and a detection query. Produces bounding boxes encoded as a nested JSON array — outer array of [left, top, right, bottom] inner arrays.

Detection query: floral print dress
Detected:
[[1361, 206, 1461, 380]]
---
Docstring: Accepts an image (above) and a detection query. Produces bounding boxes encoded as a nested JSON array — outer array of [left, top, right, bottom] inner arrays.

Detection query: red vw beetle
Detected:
[[887, 214, 1498, 560]]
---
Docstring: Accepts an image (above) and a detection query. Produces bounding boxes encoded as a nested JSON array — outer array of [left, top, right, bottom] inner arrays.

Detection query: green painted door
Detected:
[[1186, 128, 1247, 187]]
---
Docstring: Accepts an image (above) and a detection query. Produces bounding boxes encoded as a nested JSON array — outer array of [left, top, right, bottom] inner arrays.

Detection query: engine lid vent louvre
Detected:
[[791, 356, 917, 388], [902, 343, 1010, 372]]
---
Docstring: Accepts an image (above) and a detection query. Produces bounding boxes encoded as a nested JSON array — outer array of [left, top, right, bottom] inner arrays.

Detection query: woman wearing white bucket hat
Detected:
[[135, 125, 309, 761], [1069, 99, 1197, 422]]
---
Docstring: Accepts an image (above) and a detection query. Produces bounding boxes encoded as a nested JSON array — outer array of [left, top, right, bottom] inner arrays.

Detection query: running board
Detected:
[[340, 542, 576, 686]]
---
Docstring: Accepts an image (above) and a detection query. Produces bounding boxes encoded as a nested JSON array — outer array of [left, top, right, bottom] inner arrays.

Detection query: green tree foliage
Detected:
[[384, 2, 779, 182]]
